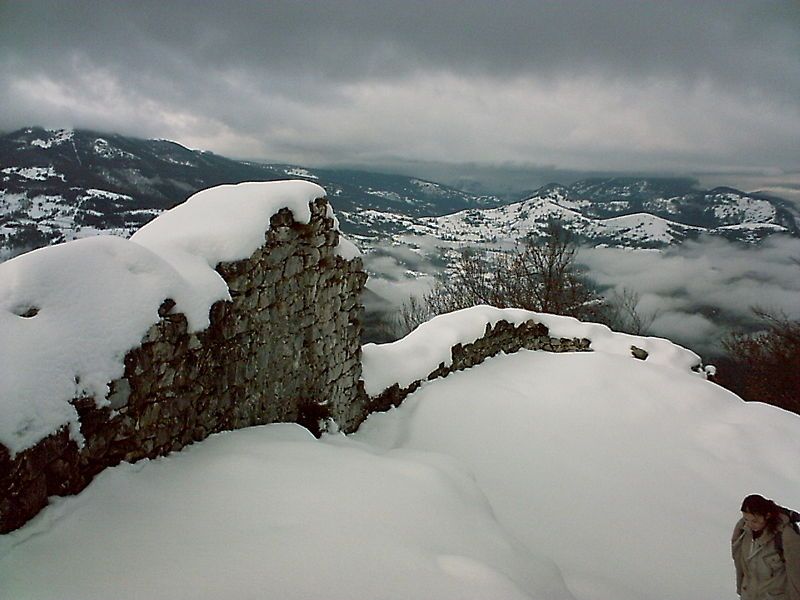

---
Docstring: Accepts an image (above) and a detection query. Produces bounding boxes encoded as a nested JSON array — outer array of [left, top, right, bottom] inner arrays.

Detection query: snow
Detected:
[[0, 235, 202, 453], [601, 212, 700, 243], [410, 179, 451, 197], [366, 188, 406, 203], [30, 129, 74, 148], [0, 423, 571, 600], [0, 180, 359, 455], [131, 180, 338, 302], [92, 138, 137, 160], [79, 188, 133, 202], [25, 194, 74, 220], [284, 167, 318, 180], [710, 194, 776, 225], [0, 191, 31, 214], [333, 233, 361, 260], [410, 196, 698, 248], [354, 351, 800, 600], [2, 330, 799, 600], [720, 222, 786, 232], [1, 166, 64, 181], [361, 305, 702, 396], [411, 179, 440, 190], [398, 187, 785, 249]]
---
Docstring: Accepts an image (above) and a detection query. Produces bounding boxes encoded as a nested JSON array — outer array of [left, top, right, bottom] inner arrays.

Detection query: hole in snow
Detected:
[[15, 306, 39, 318]]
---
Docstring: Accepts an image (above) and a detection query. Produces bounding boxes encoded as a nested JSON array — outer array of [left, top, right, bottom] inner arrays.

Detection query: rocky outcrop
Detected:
[[1, 197, 367, 533]]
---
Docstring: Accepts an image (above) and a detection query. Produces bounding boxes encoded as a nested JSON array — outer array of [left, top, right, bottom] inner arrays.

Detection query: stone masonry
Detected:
[[0, 197, 367, 533]]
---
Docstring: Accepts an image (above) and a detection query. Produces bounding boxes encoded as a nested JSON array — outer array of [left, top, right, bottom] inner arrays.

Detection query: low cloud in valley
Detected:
[[578, 235, 800, 357]]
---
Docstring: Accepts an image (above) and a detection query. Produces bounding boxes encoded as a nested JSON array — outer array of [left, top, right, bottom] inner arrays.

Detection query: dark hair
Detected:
[[741, 494, 783, 532]]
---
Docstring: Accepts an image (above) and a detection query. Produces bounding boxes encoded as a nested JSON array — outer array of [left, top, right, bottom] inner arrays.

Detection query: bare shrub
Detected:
[[715, 309, 800, 415], [397, 222, 606, 335], [604, 288, 660, 336]]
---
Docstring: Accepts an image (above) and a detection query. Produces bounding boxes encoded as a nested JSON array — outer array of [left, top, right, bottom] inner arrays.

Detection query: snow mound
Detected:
[[361, 305, 703, 396], [132, 180, 360, 281], [0, 180, 356, 455], [0, 424, 574, 600], [131, 180, 344, 300], [354, 350, 800, 600]]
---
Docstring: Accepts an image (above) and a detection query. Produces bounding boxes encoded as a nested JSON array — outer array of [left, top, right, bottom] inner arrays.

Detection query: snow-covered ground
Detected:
[[2, 309, 799, 600], [356, 350, 800, 600]]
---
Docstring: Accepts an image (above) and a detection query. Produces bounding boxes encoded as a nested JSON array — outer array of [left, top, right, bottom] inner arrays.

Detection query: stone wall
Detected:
[[1, 197, 367, 533], [363, 318, 594, 417]]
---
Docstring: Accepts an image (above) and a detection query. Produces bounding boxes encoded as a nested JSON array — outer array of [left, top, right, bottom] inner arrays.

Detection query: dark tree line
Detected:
[[713, 310, 800, 415]]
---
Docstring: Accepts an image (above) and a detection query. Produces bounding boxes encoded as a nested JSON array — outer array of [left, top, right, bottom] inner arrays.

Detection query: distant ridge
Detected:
[[1, 126, 798, 259]]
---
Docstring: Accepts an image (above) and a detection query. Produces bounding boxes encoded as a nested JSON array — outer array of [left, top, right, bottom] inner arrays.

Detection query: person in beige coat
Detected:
[[732, 494, 800, 600]]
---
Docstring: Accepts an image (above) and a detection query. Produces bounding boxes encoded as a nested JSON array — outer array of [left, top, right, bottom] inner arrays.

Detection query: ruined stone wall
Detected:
[[1, 198, 367, 533], [363, 319, 594, 418]]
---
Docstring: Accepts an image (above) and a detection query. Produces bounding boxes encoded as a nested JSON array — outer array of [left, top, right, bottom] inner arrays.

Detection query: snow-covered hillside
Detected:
[[339, 177, 800, 251], [400, 188, 795, 248], [0, 127, 500, 260], [2, 308, 798, 600], [410, 196, 703, 248]]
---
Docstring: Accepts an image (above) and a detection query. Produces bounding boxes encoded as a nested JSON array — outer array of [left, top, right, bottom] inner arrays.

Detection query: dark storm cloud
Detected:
[[4, 1, 798, 91], [1, 1, 798, 172]]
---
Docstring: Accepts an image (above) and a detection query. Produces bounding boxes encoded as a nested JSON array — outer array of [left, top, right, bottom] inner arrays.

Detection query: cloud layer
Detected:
[[362, 233, 800, 359], [1, 1, 798, 175], [578, 235, 800, 357]]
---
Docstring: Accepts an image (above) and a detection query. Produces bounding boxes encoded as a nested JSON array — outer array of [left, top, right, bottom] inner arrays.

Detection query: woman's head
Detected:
[[741, 494, 782, 532]]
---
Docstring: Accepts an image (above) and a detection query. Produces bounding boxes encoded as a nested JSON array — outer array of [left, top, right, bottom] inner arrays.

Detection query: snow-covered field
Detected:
[[2, 331, 799, 599]]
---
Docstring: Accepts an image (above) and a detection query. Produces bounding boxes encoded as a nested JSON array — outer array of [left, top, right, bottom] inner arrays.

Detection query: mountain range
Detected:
[[397, 180, 800, 248], [1, 127, 798, 260]]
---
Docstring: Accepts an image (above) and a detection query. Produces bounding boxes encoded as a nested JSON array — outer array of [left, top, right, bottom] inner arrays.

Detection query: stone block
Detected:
[[1, 475, 47, 533], [139, 403, 162, 430], [108, 378, 131, 410]]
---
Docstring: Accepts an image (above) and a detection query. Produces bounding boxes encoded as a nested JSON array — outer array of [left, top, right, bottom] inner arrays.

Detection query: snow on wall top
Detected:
[[360, 305, 704, 396], [0, 180, 356, 455], [132, 181, 360, 298]]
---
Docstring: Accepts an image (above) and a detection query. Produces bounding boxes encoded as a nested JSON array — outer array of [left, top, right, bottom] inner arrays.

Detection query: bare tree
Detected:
[[502, 223, 601, 317], [397, 294, 432, 335], [715, 308, 800, 416], [604, 288, 660, 335], [397, 222, 605, 335]]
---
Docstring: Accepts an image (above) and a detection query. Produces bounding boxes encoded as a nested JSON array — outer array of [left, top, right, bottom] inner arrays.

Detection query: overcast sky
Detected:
[[1, 1, 798, 184]]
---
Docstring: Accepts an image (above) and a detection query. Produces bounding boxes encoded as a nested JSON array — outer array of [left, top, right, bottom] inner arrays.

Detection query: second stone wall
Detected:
[[362, 318, 593, 417]]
